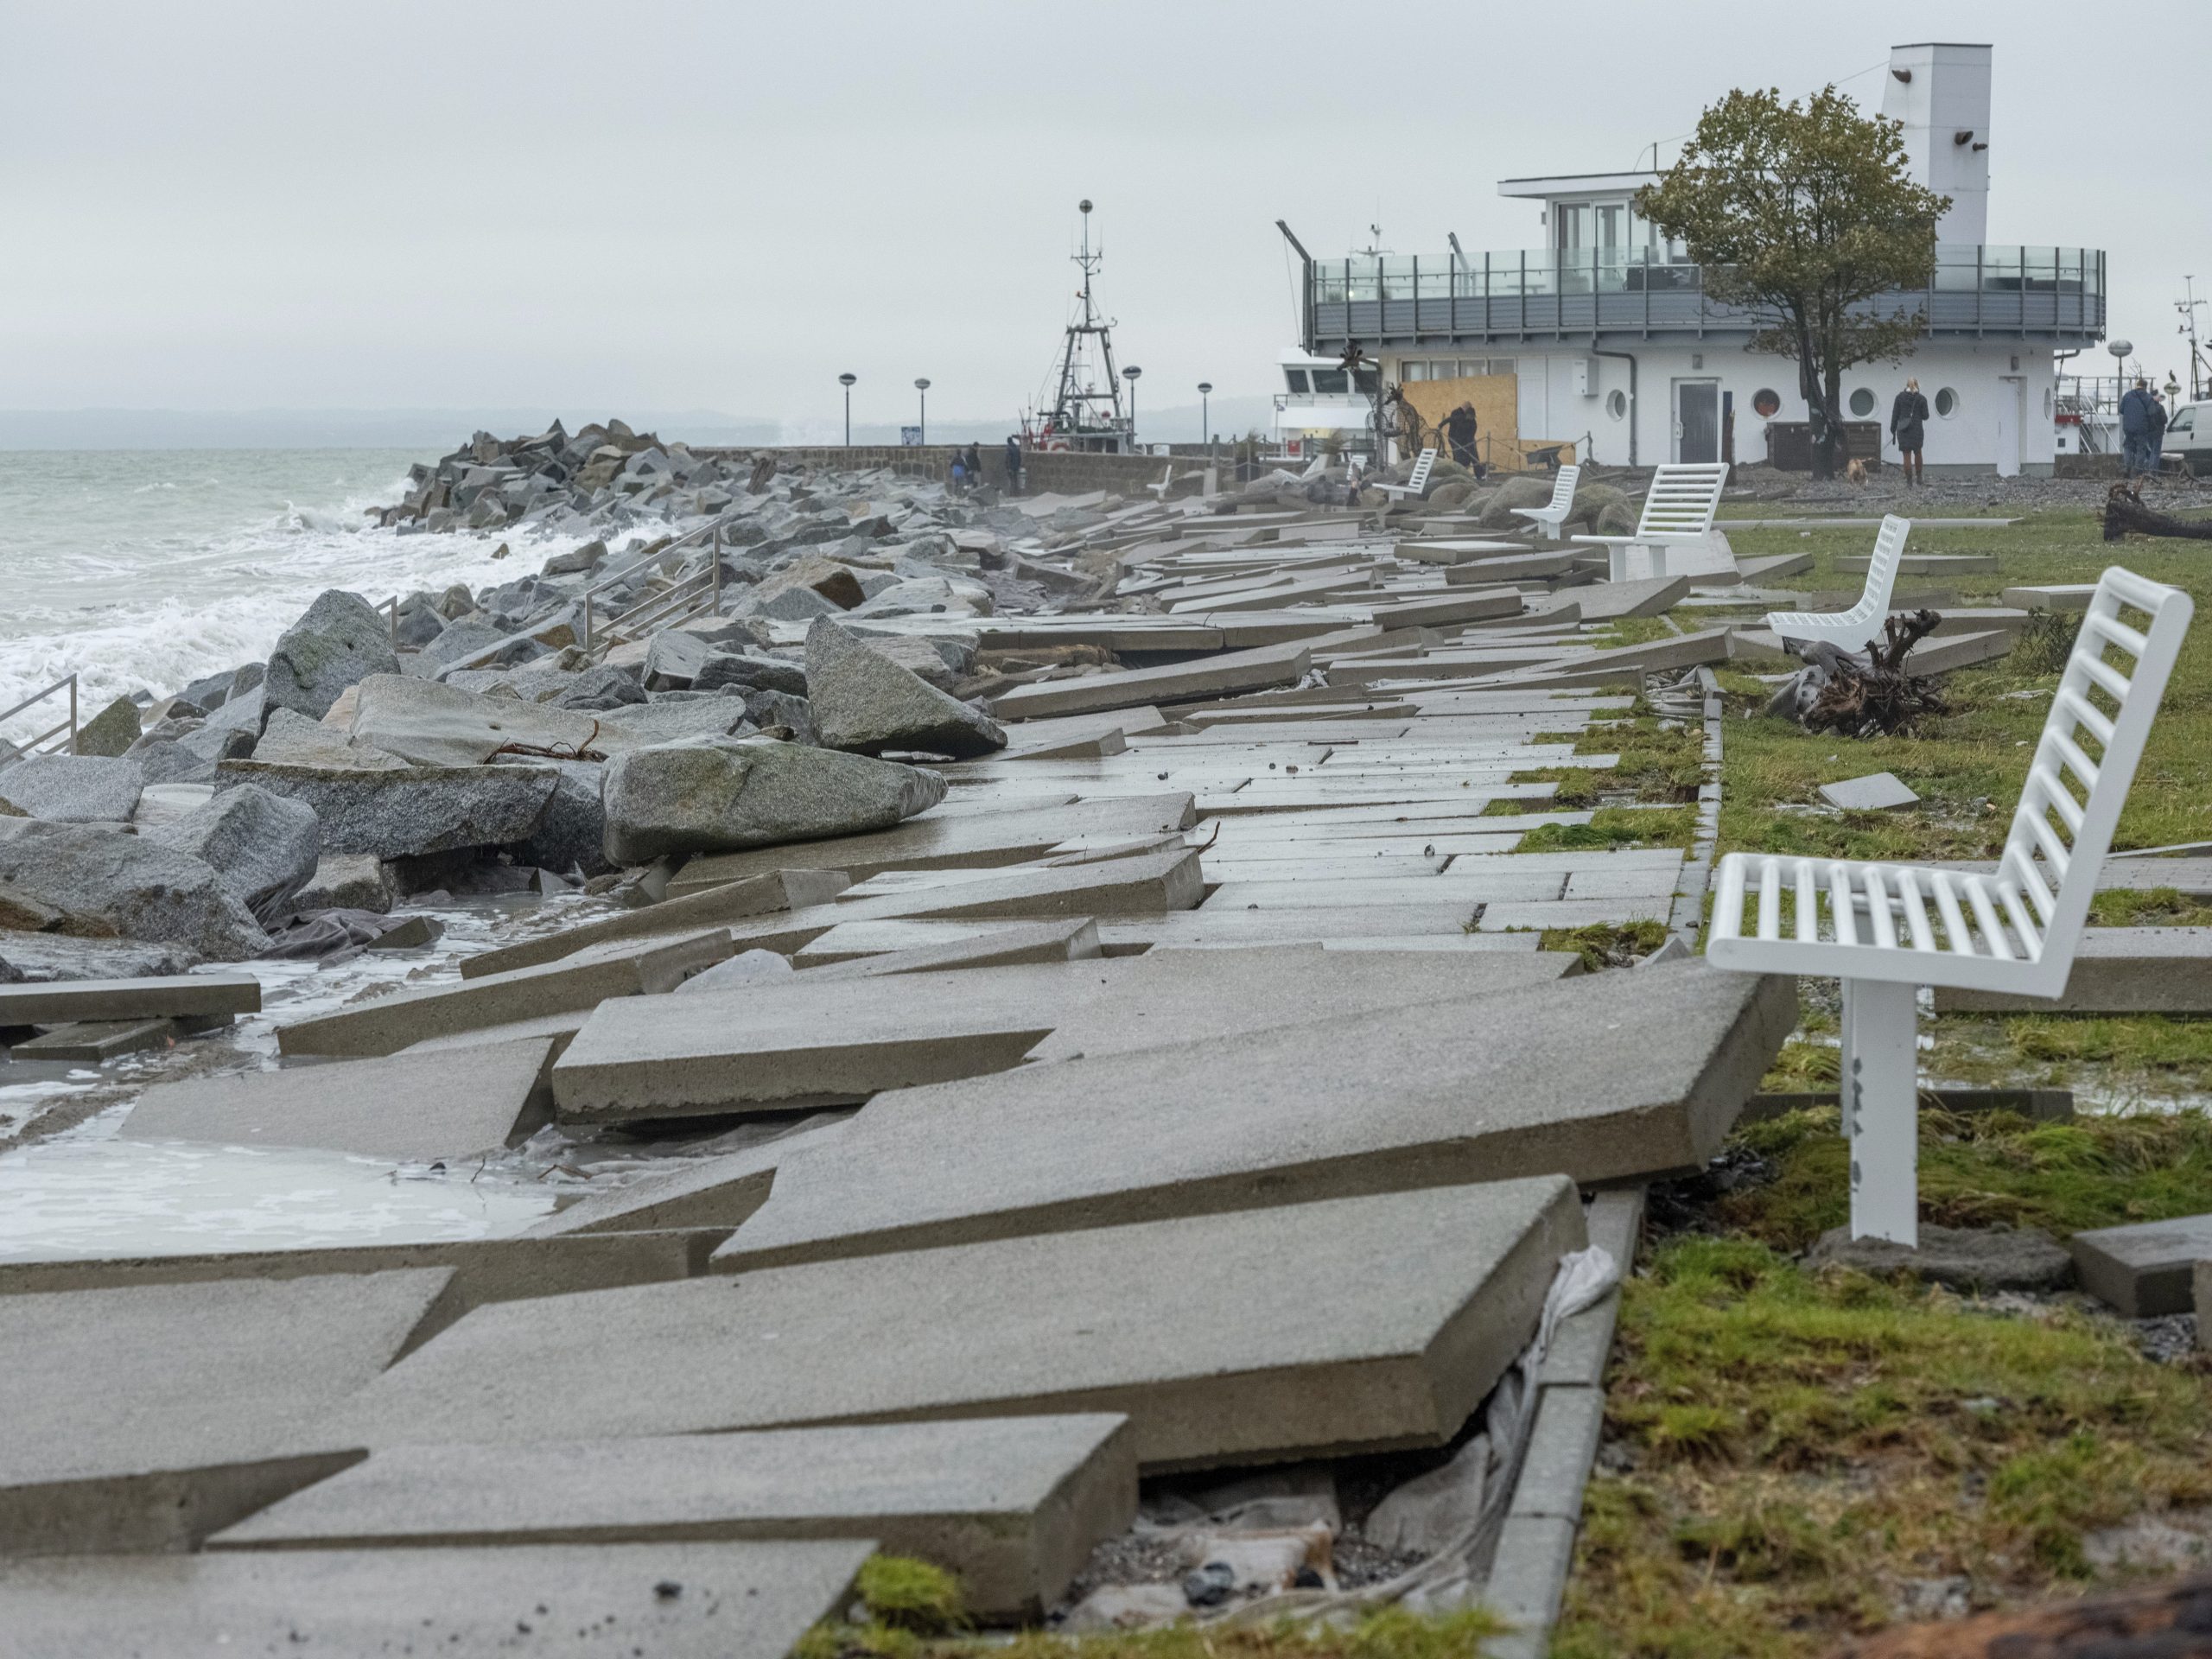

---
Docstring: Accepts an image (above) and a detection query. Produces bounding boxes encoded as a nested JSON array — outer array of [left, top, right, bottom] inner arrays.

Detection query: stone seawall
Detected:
[[698, 446, 1224, 500]]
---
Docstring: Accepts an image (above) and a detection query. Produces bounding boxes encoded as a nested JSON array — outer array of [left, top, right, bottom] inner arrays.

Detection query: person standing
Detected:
[[1889, 378, 1929, 486], [1445, 402, 1478, 468], [1003, 435, 1023, 494], [2120, 378, 2161, 478]]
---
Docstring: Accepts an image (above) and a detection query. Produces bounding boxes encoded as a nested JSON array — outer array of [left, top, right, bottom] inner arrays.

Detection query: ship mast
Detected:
[[1045, 200, 1129, 453]]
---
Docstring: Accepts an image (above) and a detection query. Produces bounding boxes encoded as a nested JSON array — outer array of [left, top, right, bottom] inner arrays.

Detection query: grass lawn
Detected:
[[1556, 507, 2212, 1659]]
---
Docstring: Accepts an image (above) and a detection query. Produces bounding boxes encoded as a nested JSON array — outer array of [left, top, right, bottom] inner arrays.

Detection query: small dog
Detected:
[[1846, 457, 1869, 485]]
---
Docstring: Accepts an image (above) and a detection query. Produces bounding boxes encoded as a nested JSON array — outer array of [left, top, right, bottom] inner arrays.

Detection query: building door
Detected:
[[1996, 376, 2024, 477], [1674, 379, 1720, 463]]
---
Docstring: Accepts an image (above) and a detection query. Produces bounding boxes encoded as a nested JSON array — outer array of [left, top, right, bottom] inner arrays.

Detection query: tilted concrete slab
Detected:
[[1900, 628, 2012, 676], [338, 1179, 1586, 1472], [0, 1269, 448, 1554], [2069, 1212, 2212, 1317], [10, 1016, 226, 1061], [121, 1036, 556, 1160], [798, 917, 1103, 976], [2004, 582, 2097, 613], [1573, 575, 1690, 620], [714, 962, 1791, 1269], [276, 929, 733, 1058], [520, 1118, 850, 1239], [1933, 929, 2212, 1013], [990, 643, 1312, 721], [0, 1541, 871, 1659], [0, 973, 260, 1025], [663, 793, 1197, 893], [460, 868, 850, 980], [0, 1230, 713, 1356], [549, 962, 1134, 1122], [211, 1416, 1135, 1620]]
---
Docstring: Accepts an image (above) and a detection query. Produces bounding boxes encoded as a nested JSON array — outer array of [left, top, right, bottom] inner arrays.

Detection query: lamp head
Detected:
[[838, 372, 856, 387]]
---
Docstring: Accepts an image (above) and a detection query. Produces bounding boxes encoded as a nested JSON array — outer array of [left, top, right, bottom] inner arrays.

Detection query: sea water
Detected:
[[0, 448, 601, 742]]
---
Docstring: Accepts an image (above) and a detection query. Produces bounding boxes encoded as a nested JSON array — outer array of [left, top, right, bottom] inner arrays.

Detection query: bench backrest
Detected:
[[1633, 462, 1730, 542], [1849, 514, 1910, 620], [1547, 464, 1582, 513], [1406, 448, 1437, 490], [2000, 566, 2192, 969]]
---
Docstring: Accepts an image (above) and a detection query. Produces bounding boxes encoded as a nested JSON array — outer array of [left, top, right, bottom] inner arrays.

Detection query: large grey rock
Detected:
[[590, 697, 757, 748], [693, 652, 809, 697], [715, 961, 1792, 1269], [262, 590, 400, 724], [72, 696, 143, 759], [0, 1541, 868, 1657], [510, 758, 611, 877], [0, 755, 144, 823], [807, 618, 1004, 760], [291, 854, 397, 914], [601, 737, 945, 863], [740, 689, 818, 744], [142, 784, 321, 925], [0, 1270, 448, 1554], [251, 707, 404, 771], [550, 664, 646, 710], [214, 760, 559, 860], [210, 1417, 1135, 1622], [1807, 1224, 2075, 1293], [0, 825, 269, 960], [346, 674, 613, 768], [0, 933, 204, 982], [127, 739, 218, 785], [335, 1179, 1586, 1473], [1478, 473, 1557, 527]]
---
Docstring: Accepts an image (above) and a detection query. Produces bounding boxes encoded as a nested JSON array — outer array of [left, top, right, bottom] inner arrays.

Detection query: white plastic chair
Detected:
[[1765, 516, 1910, 647], [1146, 464, 1176, 501], [1510, 463, 1582, 540], [1571, 461, 1730, 580], [1376, 447, 1438, 505], [1707, 566, 2193, 1245]]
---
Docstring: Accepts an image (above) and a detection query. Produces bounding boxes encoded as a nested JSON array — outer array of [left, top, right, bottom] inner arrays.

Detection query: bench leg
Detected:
[[1841, 978, 1918, 1247], [1608, 546, 1629, 582]]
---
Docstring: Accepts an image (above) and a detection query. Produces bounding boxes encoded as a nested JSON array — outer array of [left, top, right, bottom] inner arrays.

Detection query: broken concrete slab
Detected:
[[2003, 583, 2098, 613], [10, 1015, 228, 1062], [121, 1035, 556, 1160], [277, 929, 732, 1058], [0, 1541, 870, 1659], [714, 962, 1791, 1269], [212, 1416, 1135, 1620], [0, 972, 259, 1025], [990, 643, 1311, 721], [1572, 575, 1691, 620], [519, 1117, 849, 1239], [0, 1268, 448, 1554], [340, 1178, 1586, 1473], [1933, 929, 2212, 1014], [1899, 628, 2013, 676], [1841, 551, 1998, 576], [2068, 1212, 2212, 1317], [1818, 772, 1919, 811], [800, 917, 1104, 978], [461, 868, 849, 980]]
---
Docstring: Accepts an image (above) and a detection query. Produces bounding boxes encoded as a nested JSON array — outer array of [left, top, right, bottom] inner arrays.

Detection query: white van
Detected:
[[2164, 401, 2212, 477]]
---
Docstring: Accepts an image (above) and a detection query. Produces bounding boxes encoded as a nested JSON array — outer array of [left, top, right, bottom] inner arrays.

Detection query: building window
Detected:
[[1283, 369, 1310, 394], [1606, 390, 1628, 421], [1935, 387, 1960, 418], [1751, 388, 1781, 417], [1401, 362, 1427, 383], [1311, 369, 1349, 394], [1848, 388, 1878, 418]]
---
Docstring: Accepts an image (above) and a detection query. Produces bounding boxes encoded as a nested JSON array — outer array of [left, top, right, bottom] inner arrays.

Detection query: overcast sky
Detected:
[[7, 0, 2206, 441]]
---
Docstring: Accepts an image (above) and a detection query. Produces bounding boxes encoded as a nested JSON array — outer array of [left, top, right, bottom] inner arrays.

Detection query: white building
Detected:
[[1280, 43, 2103, 477]]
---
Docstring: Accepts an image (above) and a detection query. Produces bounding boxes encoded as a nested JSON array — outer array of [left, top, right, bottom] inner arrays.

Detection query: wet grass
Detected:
[[1553, 1236, 2212, 1659], [1518, 806, 1698, 854], [1541, 918, 1671, 972]]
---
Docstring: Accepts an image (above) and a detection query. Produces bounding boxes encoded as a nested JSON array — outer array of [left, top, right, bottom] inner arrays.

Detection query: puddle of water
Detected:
[[0, 1125, 559, 1262]]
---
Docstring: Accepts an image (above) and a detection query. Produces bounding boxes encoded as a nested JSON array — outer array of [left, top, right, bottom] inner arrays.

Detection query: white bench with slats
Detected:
[[1708, 566, 2193, 1245], [1570, 461, 1730, 580], [1375, 447, 1438, 505], [1765, 515, 1910, 648], [1510, 463, 1582, 541]]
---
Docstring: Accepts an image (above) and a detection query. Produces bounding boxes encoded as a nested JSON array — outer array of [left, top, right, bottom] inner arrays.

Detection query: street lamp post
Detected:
[[1197, 381, 1212, 458], [914, 378, 931, 446], [1122, 365, 1141, 452], [838, 372, 856, 447]]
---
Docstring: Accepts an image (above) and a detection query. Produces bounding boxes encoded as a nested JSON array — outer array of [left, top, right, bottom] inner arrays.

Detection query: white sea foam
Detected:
[[0, 449, 609, 739]]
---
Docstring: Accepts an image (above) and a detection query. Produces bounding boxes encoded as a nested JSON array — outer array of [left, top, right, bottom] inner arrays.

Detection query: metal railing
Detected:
[[1301, 244, 2107, 348], [0, 674, 78, 768], [578, 518, 729, 656]]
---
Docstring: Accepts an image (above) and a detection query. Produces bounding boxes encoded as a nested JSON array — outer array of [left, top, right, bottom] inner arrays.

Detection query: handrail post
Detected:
[[67, 674, 78, 755], [711, 523, 723, 617], [583, 591, 594, 652]]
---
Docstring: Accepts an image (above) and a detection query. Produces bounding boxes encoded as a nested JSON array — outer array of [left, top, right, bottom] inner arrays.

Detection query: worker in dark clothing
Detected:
[[1445, 403, 1478, 468], [1003, 435, 1023, 494], [2120, 379, 2164, 478], [1890, 378, 1929, 486]]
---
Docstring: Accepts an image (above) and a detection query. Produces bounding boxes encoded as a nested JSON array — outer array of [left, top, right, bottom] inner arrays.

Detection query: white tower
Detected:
[[1879, 42, 1992, 245]]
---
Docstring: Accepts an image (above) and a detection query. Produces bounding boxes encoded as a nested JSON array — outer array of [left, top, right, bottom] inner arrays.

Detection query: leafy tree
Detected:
[[1636, 86, 1949, 479]]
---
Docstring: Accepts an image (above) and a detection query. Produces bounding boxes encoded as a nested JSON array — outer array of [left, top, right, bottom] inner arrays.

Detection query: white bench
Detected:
[[1375, 447, 1438, 505], [1511, 463, 1582, 541], [1571, 461, 1730, 580], [1765, 515, 1910, 648], [1708, 565, 2193, 1245]]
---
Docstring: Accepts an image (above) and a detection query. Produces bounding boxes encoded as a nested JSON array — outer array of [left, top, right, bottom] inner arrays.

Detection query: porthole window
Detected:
[[1935, 387, 1960, 418], [1751, 388, 1781, 417], [1605, 390, 1628, 421], [1848, 387, 1878, 418]]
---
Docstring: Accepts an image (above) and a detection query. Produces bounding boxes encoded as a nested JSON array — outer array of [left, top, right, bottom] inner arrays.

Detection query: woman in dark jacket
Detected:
[[1891, 379, 1929, 486]]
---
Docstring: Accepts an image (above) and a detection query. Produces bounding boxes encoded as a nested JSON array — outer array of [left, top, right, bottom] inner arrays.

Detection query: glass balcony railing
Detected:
[[1313, 246, 2103, 305]]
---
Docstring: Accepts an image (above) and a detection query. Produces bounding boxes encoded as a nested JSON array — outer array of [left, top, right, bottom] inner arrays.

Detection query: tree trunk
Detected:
[[1796, 336, 1834, 481], [1818, 361, 1844, 481]]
